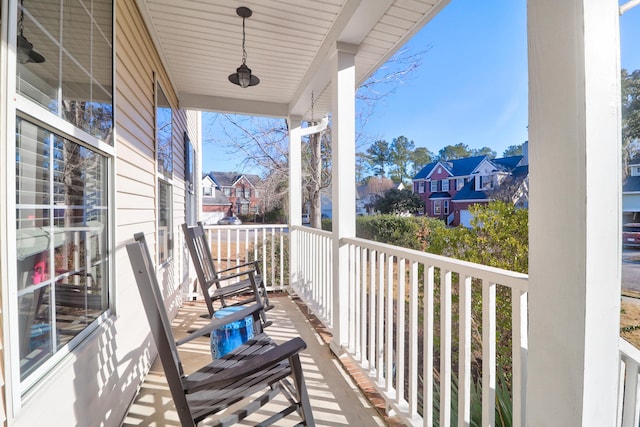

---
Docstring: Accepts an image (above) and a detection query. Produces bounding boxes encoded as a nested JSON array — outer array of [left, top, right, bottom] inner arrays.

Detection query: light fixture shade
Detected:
[[17, 33, 45, 64], [228, 64, 260, 88]]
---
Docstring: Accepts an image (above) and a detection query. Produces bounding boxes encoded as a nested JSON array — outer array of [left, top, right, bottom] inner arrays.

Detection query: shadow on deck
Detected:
[[122, 294, 388, 426]]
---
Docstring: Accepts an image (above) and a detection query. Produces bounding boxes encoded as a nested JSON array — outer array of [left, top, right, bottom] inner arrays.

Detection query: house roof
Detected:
[[202, 188, 232, 206], [205, 171, 261, 188], [624, 175, 640, 192], [452, 179, 489, 202], [429, 192, 452, 199], [493, 155, 524, 171], [413, 155, 525, 181]]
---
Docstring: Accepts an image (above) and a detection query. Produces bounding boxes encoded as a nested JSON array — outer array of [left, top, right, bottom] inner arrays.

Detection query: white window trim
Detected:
[[430, 180, 438, 192], [442, 179, 450, 192]]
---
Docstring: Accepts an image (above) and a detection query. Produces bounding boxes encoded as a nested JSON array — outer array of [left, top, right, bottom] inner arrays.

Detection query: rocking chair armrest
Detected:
[[184, 337, 307, 393], [217, 260, 262, 275], [175, 303, 263, 346]]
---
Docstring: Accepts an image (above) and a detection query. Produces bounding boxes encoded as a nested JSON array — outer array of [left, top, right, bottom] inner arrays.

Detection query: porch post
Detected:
[[330, 42, 357, 354], [288, 116, 303, 289], [527, 1, 621, 425]]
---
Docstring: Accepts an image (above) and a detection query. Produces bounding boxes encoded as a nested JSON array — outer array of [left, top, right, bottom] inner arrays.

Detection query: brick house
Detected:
[[413, 151, 528, 226], [204, 172, 262, 216]]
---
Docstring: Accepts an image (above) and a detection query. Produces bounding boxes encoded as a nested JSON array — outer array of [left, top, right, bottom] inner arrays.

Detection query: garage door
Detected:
[[460, 210, 473, 228]]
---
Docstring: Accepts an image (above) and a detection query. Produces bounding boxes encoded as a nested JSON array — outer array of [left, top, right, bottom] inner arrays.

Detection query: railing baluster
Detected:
[[386, 255, 395, 394], [355, 246, 361, 358], [482, 281, 496, 427], [424, 265, 435, 427], [397, 258, 406, 404], [512, 288, 528, 427], [369, 249, 377, 372], [441, 270, 452, 427], [361, 247, 368, 364], [377, 252, 385, 384], [408, 261, 418, 417], [459, 275, 472, 427]]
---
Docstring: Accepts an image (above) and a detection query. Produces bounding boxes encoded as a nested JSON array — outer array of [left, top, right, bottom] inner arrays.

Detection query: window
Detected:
[[16, 0, 113, 144], [14, 0, 113, 386], [203, 187, 212, 196], [236, 187, 243, 198], [430, 180, 438, 192], [156, 84, 173, 178], [158, 181, 172, 263], [442, 179, 450, 191], [224, 188, 231, 196], [16, 119, 109, 381], [456, 178, 465, 190], [418, 182, 425, 193], [156, 82, 173, 263], [444, 200, 450, 215], [434, 200, 442, 215], [185, 134, 197, 226]]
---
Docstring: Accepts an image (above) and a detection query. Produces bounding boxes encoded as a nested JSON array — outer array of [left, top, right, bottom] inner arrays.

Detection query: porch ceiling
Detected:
[[136, 0, 448, 120]]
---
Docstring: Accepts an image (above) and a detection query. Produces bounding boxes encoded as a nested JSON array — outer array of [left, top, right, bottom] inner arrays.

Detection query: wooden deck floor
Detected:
[[122, 294, 386, 426]]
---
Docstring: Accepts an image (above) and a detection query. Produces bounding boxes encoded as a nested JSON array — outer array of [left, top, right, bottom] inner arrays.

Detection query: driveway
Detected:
[[623, 247, 640, 293]]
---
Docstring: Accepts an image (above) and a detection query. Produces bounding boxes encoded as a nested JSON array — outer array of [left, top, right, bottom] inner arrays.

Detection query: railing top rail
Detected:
[[291, 225, 333, 238], [342, 235, 529, 291], [202, 224, 288, 231], [620, 337, 640, 362]]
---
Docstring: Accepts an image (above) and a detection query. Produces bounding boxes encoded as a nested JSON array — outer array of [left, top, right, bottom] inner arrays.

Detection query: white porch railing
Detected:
[[618, 337, 640, 427], [202, 224, 288, 291], [289, 225, 334, 329], [202, 224, 640, 426], [294, 227, 529, 427]]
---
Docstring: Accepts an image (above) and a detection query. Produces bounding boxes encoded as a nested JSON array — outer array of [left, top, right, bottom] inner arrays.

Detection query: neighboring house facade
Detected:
[[204, 172, 262, 216], [413, 150, 528, 226], [201, 176, 232, 224], [623, 156, 640, 223]]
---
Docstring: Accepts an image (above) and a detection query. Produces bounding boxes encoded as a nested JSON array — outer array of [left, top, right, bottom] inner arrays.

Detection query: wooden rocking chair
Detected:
[[182, 222, 273, 328], [126, 234, 315, 427]]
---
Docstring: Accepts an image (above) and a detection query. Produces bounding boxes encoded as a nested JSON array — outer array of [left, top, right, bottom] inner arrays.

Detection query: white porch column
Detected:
[[330, 43, 357, 354], [288, 116, 303, 289], [527, 1, 621, 425]]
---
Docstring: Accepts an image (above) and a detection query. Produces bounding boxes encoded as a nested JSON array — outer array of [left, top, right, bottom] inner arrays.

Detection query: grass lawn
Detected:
[[621, 293, 640, 348]]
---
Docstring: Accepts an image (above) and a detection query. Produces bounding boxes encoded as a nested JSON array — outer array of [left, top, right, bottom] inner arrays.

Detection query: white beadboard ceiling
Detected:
[[136, 0, 449, 120]]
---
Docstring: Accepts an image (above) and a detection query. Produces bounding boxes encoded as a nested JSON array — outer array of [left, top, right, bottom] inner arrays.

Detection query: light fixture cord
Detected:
[[19, 0, 25, 36], [241, 16, 247, 65]]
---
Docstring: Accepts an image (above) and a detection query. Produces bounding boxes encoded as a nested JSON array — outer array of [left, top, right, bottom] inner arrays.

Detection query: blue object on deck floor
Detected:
[[210, 306, 255, 359]]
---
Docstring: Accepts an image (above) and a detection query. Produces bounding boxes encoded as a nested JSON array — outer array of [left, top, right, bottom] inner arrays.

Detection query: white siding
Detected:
[[10, 1, 190, 425]]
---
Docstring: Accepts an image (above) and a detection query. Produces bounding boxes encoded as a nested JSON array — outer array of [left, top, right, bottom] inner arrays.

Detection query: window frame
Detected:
[[5, 0, 116, 399], [433, 200, 442, 215], [430, 180, 438, 192], [155, 78, 174, 265], [442, 179, 450, 192]]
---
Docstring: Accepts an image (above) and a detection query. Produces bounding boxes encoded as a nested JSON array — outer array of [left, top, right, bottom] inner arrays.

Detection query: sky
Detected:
[[202, 0, 640, 175]]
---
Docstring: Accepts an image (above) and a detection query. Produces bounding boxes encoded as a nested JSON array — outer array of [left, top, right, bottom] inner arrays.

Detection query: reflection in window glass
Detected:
[[16, 0, 113, 143], [16, 118, 109, 380], [156, 85, 173, 177], [158, 180, 172, 263]]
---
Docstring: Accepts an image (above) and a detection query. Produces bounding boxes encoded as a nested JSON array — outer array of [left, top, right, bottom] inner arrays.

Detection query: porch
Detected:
[[123, 294, 387, 426], [124, 224, 640, 426]]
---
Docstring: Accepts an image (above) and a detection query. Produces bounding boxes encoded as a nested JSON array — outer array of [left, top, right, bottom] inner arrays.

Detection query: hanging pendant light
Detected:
[[228, 7, 259, 88], [17, 0, 45, 64]]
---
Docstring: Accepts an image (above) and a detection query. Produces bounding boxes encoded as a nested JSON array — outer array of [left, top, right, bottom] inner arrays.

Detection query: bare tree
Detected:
[[204, 46, 427, 226]]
